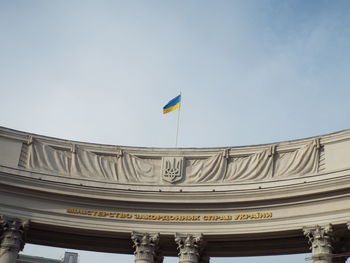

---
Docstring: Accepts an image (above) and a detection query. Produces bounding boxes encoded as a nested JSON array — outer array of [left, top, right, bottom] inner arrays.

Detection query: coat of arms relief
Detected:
[[161, 157, 184, 183]]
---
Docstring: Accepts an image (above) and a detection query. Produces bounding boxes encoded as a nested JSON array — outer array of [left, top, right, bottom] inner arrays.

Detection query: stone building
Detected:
[[1, 126, 350, 263]]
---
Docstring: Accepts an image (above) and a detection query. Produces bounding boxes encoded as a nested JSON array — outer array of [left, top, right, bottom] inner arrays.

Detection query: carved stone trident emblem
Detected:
[[161, 157, 184, 183]]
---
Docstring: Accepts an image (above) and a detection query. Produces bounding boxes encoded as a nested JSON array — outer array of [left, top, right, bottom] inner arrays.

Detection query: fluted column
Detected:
[[0, 216, 29, 263], [131, 232, 160, 263], [175, 233, 206, 263], [303, 225, 333, 263]]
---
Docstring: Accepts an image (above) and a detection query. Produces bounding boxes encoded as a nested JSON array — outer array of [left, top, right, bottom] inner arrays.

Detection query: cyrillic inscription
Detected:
[[66, 208, 272, 221]]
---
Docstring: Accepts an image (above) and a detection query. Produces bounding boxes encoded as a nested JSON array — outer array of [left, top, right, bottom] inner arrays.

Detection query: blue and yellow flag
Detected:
[[163, 95, 181, 114]]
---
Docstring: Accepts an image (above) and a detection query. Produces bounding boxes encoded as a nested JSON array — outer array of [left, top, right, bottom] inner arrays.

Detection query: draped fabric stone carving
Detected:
[[185, 153, 226, 184], [28, 141, 71, 175], [275, 142, 319, 178], [225, 148, 273, 182], [71, 147, 118, 180], [117, 153, 159, 183], [26, 139, 320, 184], [72, 148, 158, 183]]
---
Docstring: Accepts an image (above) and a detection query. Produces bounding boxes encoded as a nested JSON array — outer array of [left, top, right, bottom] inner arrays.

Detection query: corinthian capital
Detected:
[[175, 233, 204, 263], [303, 225, 333, 263], [0, 216, 29, 253], [131, 232, 160, 263]]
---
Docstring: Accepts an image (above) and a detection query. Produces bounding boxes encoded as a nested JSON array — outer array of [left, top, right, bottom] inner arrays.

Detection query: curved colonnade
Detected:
[[1, 127, 350, 263]]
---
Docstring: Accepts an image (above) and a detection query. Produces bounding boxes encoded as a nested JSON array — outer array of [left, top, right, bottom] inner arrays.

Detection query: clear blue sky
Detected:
[[1, 0, 349, 262]]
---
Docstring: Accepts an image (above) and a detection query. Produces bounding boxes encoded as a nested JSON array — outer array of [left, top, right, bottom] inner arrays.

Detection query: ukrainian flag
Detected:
[[163, 94, 181, 114]]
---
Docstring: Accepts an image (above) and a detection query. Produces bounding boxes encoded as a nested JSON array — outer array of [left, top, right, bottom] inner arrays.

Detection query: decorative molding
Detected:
[[26, 136, 33, 146], [3, 125, 350, 156], [71, 144, 76, 154]]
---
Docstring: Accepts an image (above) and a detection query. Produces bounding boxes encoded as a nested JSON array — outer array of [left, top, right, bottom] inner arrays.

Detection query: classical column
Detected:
[[303, 225, 333, 263], [175, 233, 206, 263], [131, 232, 160, 263], [0, 216, 29, 263]]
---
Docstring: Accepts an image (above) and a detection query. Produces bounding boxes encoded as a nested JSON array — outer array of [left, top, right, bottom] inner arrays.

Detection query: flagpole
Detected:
[[175, 92, 181, 147]]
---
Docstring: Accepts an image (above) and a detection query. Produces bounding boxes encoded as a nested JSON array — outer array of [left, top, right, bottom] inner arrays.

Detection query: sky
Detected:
[[1, 0, 350, 262]]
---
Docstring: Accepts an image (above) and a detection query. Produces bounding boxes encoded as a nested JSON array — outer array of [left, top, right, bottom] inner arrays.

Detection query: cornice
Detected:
[[1, 165, 350, 205]]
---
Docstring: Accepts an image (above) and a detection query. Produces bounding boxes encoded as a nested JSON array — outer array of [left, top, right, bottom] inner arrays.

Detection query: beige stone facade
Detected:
[[1, 127, 350, 263]]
